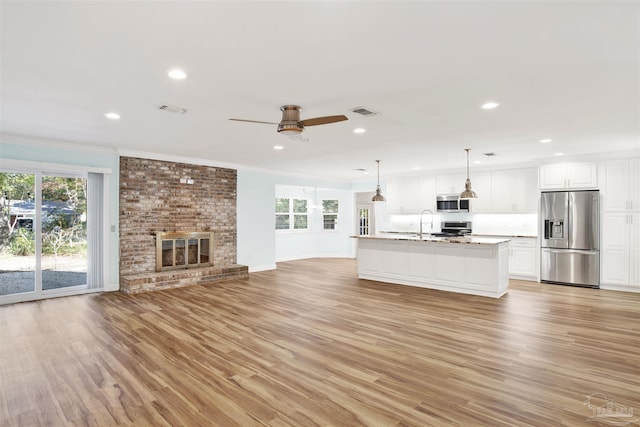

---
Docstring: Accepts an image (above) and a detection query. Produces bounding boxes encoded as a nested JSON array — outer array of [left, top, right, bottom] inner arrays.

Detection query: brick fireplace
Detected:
[[119, 156, 248, 294]]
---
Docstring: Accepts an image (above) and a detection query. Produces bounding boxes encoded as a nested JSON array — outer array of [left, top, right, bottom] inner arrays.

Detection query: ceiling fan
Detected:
[[229, 105, 348, 136]]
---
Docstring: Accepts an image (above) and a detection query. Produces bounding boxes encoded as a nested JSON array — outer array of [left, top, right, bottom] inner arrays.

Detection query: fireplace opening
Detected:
[[155, 232, 214, 272]]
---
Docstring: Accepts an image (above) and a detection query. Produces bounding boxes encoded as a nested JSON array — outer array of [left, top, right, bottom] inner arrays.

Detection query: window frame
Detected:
[[321, 199, 339, 232], [274, 197, 311, 232]]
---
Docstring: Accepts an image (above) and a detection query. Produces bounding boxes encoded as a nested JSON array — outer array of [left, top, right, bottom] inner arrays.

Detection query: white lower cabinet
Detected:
[[481, 236, 538, 280], [357, 238, 509, 298], [508, 238, 538, 280], [601, 212, 640, 291]]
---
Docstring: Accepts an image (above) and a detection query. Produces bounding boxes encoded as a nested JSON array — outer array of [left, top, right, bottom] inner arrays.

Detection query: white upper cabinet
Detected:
[[491, 168, 538, 213], [418, 175, 437, 212], [387, 175, 438, 214], [436, 174, 466, 194], [600, 158, 639, 212], [539, 162, 597, 190], [468, 172, 492, 213], [386, 176, 420, 214]]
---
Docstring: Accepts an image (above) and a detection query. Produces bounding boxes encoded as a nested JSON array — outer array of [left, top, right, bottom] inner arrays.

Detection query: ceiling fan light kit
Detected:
[[229, 104, 348, 136], [277, 105, 305, 135]]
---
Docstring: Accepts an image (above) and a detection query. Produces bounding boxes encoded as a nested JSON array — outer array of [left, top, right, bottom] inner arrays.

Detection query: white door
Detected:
[[354, 192, 375, 258], [357, 204, 373, 237]]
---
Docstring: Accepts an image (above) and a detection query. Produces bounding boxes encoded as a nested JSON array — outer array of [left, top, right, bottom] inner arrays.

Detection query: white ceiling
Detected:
[[1, 1, 638, 181]]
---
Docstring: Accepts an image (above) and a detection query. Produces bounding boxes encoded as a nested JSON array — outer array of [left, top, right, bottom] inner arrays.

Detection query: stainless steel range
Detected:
[[431, 221, 472, 237]]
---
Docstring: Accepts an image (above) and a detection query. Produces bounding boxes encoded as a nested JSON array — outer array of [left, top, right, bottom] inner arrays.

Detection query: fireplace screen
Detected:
[[155, 232, 214, 271]]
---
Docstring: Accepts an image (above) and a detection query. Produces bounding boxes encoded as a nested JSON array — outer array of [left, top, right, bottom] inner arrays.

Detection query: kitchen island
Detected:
[[354, 234, 511, 298]]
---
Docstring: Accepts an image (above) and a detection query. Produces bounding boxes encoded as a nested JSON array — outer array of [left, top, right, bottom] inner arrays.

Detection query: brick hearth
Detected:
[[120, 265, 248, 294]]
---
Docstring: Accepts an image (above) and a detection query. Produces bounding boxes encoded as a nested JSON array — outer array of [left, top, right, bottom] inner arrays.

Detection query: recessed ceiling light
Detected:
[[540, 138, 552, 143], [481, 101, 499, 110], [168, 69, 187, 80], [273, 145, 284, 150], [474, 160, 482, 164], [413, 166, 420, 170], [104, 112, 120, 120], [353, 128, 366, 134], [554, 152, 564, 156]]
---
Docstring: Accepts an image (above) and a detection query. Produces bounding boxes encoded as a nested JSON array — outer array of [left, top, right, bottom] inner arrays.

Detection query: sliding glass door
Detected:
[[0, 171, 89, 302], [41, 175, 88, 291], [0, 172, 36, 296]]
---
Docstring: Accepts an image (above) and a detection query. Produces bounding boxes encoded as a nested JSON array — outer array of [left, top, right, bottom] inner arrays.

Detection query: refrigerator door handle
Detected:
[[543, 248, 599, 255]]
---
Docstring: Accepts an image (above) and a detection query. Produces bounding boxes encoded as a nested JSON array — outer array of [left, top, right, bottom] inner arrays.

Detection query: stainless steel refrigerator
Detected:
[[540, 190, 599, 288]]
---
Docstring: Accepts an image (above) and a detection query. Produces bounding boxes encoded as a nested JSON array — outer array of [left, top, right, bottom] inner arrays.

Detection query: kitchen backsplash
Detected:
[[381, 211, 538, 236]]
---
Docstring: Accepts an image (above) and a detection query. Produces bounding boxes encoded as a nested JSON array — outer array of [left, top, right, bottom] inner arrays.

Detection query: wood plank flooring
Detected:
[[1, 258, 639, 426]]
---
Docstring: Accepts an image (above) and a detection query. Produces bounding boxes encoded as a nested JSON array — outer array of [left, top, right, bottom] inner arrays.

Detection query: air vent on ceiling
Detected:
[[483, 152, 497, 157], [351, 106, 378, 117], [159, 104, 187, 114]]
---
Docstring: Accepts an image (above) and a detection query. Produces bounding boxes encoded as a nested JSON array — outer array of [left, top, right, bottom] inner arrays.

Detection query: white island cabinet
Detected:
[[355, 235, 510, 298]]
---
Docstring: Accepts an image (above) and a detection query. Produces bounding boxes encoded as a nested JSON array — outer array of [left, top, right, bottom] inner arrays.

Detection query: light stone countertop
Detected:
[[471, 233, 538, 238], [352, 234, 510, 245]]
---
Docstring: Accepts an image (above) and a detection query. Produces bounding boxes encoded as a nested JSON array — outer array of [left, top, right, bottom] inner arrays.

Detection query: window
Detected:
[[322, 199, 339, 230], [358, 207, 370, 236], [275, 198, 290, 230], [275, 198, 309, 230]]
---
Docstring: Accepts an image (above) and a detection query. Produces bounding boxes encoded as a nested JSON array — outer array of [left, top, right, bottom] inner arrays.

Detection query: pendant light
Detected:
[[460, 148, 478, 199], [372, 160, 385, 202]]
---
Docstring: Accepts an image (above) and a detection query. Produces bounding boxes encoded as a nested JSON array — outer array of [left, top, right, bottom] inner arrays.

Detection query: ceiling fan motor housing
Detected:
[[277, 105, 304, 135]]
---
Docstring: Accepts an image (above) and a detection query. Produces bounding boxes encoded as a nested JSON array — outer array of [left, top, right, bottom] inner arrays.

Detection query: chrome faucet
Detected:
[[419, 209, 434, 239]]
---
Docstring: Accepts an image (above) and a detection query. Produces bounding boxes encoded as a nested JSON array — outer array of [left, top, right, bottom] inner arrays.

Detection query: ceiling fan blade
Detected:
[[300, 115, 348, 127], [228, 118, 279, 125]]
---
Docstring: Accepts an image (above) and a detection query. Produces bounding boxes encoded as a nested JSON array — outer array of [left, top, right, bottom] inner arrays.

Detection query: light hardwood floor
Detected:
[[1, 258, 639, 426]]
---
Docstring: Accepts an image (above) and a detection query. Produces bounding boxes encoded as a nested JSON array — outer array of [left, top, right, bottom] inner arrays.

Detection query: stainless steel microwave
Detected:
[[436, 194, 469, 213]]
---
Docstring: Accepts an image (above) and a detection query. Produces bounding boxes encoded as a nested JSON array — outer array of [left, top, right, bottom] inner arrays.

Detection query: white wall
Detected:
[[236, 169, 277, 272], [274, 185, 354, 262]]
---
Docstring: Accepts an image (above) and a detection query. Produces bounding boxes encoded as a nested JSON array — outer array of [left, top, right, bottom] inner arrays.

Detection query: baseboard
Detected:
[[105, 283, 120, 292], [249, 264, 277, 273], [600, 284, 640, 293], [509, 275, 538, 282], [275, 254, 355, 263]]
